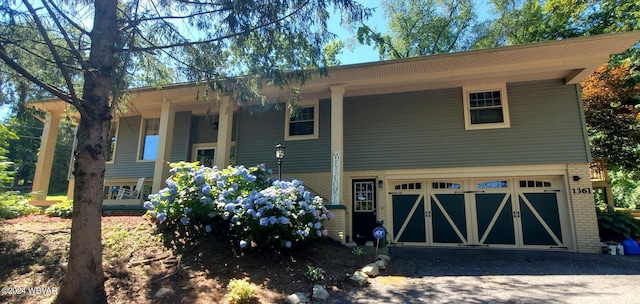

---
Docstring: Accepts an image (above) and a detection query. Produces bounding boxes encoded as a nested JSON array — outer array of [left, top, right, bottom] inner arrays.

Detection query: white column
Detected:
[[152, 102, 176, 193], [215, 98, 233, 169], [330, 86, 345, 205], [32, 112, 60, 200]]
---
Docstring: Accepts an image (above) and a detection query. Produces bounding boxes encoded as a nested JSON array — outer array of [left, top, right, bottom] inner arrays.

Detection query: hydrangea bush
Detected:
[[144, 162, 334, 248]]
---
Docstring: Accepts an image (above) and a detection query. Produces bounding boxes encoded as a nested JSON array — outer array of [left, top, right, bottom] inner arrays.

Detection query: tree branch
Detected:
[[0, 45, 76, 107], [121, 0, 312, 53], [119, 8, 231, 32], [41, 0, 87, 68], [45, 0, 91, 36], [22, 0, 81, 105]]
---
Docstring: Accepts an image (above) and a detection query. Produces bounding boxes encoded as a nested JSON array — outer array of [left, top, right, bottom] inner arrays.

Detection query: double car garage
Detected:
[[390, 176, 572, 250]]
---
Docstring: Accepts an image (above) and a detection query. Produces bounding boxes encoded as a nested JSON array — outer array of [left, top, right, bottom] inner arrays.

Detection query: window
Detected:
[[192, 144, 215, 167], [285, 101, 319, 140], [139, 118, 160, 161], [463, 84, 510, 130], [107, 121, 118, 163]]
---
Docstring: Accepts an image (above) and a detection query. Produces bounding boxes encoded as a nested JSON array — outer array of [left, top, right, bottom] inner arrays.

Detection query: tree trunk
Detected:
[[54, 0, 118, 303]]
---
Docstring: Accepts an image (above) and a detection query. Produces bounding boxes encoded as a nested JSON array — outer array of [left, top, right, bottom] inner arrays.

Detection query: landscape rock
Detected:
[[285, 292, 310, 304], [153, 287, 174, 298], [375, 259, 386, 270], [312, 284, 330, 301], [376, 254, 391, 263], [361, 263, 380, 277], [350, 270, 369, 286]]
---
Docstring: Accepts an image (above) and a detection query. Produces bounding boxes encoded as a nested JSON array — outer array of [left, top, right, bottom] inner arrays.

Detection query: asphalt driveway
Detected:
[[340, 247, 640, 303]]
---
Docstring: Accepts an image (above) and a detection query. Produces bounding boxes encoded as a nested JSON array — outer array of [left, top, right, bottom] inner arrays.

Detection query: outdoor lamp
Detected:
[[275, 143, 285, 180]]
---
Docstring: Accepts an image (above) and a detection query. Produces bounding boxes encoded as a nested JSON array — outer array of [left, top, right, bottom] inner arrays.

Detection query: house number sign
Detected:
[[572, 188, 592, 194]]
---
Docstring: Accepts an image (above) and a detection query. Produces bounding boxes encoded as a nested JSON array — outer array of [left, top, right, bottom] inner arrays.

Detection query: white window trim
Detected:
[[191, 142, 237, 165], [284, 100, 319, 141], [106, 120, 119, 164], [137, 117, 160, 162], [191, 143, 216, 166], [463, 84, 511, 130]]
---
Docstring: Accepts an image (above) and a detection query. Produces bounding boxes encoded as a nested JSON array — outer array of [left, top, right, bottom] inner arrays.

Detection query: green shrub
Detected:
[[45, 200, 73, 218], [226, 279, 256, 304], [596, 206, 640, 241], [304, 265, 325, 282], [0, 191, 40, 220], [144, 162, 334, 249]]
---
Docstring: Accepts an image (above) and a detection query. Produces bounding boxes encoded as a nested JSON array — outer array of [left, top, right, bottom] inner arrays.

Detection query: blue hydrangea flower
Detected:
[[240, 240, 247, 248], [205, 225, 212, 233], [285, 241, 292, 248], [279, 217, 290, 225], [259, 217, 269, 226], [201, 184, 211, 195], [143, 201, 154, 210], [157, 213, 167, 222], [180, 216, 190, 225], [314, 222, 322, 229]]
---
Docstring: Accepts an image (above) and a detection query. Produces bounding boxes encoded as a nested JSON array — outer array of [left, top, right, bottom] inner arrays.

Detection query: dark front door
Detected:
[[352, 179, 377, 241]]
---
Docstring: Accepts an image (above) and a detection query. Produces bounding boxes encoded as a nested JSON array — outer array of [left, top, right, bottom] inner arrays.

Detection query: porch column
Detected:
[[32, 112, 60, 200], [215, 98, 233, 169], [330, 86, 345, 205], [152, 102, 176, 193]]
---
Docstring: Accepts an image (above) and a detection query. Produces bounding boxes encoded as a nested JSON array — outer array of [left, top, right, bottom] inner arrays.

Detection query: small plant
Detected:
[[45, 200, 73, 218], [352, 246, 364, 256], [226, 278, 256, 304], [304, 265, 325, 282], [596, 206, 640, 241], [0, 191, 40, 220]]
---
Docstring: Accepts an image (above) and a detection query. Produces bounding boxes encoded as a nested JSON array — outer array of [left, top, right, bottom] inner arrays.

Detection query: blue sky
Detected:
[[329, 0, 387, 65]]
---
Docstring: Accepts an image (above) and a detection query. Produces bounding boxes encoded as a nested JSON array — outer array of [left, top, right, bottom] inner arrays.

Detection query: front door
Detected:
[[352, 179, 377, 241]]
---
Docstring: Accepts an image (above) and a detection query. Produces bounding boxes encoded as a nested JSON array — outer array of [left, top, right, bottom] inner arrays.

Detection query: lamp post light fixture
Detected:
[[275, 143, 285, 180]]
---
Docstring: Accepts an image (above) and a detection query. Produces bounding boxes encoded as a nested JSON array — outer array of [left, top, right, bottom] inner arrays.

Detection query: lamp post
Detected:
[[275, 143, 285, 180]]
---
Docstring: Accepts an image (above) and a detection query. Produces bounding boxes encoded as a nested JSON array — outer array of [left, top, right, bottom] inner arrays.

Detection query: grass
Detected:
[[45, 195, 67, 201]]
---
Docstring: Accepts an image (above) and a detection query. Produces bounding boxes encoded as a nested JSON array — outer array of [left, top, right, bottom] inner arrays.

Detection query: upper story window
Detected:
[[107, 121, 118, 163], [285, 100, 319, 140], [463, 84, 510, 130], [138, 118, 160, 161]]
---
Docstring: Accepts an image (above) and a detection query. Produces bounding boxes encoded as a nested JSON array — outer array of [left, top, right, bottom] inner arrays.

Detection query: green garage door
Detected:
[[389, 177, 568, 249]]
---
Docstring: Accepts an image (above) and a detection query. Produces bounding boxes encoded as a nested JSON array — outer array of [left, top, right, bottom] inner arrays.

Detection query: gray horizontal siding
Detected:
[[107, 111, 194, 178], [235, 101, 331, 172], [344, 79, 589, 170], [106, 116, 154, 178], [170, 112, 192, 162], [192, 113, 239, 144]]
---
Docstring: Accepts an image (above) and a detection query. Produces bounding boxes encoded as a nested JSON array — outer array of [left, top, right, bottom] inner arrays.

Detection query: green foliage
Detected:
[[0, 124, 19, 188], [145, 162, 334, 249], [609, 168, 640, 209], [352, 246, 364, 257], [304, 265, 325, 282], [358, 0, 476, 60], [596, 206, 640, 241], [0, 191, 40, 220], [45, 200, 73, 218], [226, 279, 256, 304]]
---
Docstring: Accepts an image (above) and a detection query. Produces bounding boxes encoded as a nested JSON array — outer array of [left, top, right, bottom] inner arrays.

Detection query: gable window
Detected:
[[138, 118, 160, 161], [463, 84, 510, 130], [285, 101, 319, 140], [107, 121, 118, 163]]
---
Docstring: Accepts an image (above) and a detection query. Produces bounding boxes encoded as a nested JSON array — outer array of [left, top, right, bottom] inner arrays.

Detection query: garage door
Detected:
[[391, 177, 568, 249]]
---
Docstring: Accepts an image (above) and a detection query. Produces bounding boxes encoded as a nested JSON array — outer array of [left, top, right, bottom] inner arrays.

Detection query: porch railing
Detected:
[[589, 160, 608, 182]]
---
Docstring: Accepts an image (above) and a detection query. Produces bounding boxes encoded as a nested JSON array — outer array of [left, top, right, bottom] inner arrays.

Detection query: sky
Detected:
[[329, 0, 387, 65]]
